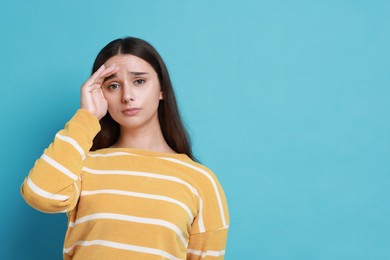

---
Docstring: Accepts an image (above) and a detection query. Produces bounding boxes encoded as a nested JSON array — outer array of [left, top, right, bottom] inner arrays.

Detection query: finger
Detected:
[[88, 64, 106, 83], [82, 65, 118, 92], [82, 65, 106, 90], [93, 87, 106, 100], [85, 64, 116, 85], [92, 88, 108, 112], [94, 64, 119, 84]]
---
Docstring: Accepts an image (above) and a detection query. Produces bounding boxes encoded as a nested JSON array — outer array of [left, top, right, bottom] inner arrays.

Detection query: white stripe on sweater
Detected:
[[83, 152, 224, 231], [26, 177, 69, 201], [41, 154, 78, 181], [159, 157, 228, 227], [55, 133, 86, 159], [63, 239, 182, 260], [81, 189, 194, 222], [82, 167, 198, 195], [187, 249, 226, 258], [68, 213, 188, 247], [81, 166, 205, 232], [87, 152, 139, 157]]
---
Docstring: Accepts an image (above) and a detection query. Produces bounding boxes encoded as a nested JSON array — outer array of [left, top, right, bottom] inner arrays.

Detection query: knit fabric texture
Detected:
[[21, 109, 229, 259]]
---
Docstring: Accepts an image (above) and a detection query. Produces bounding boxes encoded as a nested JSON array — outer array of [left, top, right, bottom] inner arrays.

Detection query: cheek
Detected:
[[103, 94, 120, 110], [147, 91, 163, 107], [140, 86, 161, 102]]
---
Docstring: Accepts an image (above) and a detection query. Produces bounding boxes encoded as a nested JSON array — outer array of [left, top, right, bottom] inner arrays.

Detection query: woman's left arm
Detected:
[[187, 227, 229, 259], [186, 167, 230, 259]]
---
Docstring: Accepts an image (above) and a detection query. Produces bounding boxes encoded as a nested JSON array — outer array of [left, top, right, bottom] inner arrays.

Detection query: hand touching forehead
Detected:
[[103, 54, 157, 78]]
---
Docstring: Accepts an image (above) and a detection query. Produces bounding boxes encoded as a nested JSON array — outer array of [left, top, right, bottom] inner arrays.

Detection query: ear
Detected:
[[159, 91, 164, 100]]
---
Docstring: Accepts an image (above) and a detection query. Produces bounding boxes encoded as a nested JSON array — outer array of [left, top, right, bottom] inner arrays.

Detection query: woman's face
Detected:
[[102, 54, 163, 130]]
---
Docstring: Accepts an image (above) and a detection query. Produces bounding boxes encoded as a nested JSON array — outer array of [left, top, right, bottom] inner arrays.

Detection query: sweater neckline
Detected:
[[94, 147, 190, 160]]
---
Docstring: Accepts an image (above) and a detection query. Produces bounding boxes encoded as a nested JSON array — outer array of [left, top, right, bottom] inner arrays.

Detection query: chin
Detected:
[[110, 111, 160, 130]]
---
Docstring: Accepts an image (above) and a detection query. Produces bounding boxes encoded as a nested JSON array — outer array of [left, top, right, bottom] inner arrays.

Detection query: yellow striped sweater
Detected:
[[21, 109, 229, 259]]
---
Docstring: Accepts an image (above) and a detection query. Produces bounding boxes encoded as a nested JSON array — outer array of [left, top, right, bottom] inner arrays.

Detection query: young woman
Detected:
[[21, 37, 229, 259]]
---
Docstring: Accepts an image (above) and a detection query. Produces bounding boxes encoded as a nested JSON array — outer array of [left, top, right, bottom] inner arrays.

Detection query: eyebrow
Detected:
[[103, 72, 149, 83]]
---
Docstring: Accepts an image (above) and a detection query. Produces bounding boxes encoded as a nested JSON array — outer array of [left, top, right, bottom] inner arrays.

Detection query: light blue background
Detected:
[[1, 0, 389, 259]]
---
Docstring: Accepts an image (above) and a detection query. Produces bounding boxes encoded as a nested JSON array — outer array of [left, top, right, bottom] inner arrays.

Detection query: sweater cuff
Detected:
[[62, 109, 101, 153], [71, 109, 101, 133]]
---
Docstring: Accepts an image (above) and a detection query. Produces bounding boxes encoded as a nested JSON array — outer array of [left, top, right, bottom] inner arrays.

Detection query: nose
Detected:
[[122, 83, 135, 103]]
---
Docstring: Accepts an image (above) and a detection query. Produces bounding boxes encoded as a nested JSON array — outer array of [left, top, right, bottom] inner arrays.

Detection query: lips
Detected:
[[122, 108, 141, 116]]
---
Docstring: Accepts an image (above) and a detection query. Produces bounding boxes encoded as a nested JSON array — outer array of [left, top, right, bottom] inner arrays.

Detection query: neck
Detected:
[[112, 123, 176, 154]]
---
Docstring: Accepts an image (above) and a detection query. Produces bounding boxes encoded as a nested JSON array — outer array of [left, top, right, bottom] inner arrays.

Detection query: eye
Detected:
[[134, 79, 145, 85], [107, 83, 120, 90]]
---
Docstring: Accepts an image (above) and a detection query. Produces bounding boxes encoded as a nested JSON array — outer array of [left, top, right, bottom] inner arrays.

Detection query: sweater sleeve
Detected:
[[21, 109, 100, 214], [187, 165, 230, 259], [187, 227, 229, 259]]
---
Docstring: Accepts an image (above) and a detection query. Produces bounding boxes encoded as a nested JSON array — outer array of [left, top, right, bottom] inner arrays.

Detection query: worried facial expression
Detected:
[[102, 54, 163, 130]]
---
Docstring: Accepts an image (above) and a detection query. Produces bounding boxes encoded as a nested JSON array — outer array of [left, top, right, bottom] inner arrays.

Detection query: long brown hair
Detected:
[[90, 37, 196, 161]]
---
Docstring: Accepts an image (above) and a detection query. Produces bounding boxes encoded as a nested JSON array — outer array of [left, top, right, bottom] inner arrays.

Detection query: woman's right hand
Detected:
[[80, 64, 118, 120]]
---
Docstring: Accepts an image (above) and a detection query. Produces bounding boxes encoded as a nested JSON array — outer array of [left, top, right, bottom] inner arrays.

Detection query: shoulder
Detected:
[[174, 158, 226, 203], [180, 159, 230, 231], [166, 157, 221, 184]]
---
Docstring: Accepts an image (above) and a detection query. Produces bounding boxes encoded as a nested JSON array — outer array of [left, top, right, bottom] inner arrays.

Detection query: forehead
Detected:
[[104, 54, 154, 72]]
